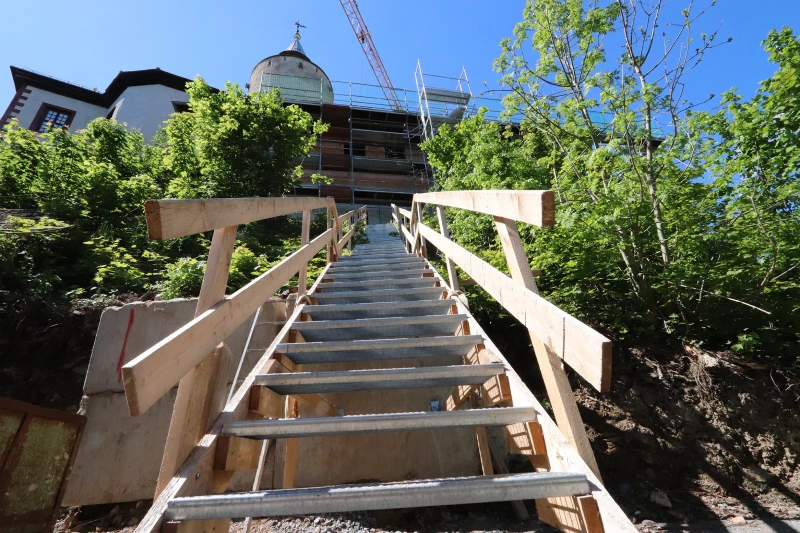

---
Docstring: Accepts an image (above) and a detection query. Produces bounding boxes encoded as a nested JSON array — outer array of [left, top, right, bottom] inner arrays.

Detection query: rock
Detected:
[[640, 520, 658, 528], [649, 491, 672, 508], [730, 516, 747, 525], [314, 517, 321, 524], [110, 505, 120, 516], [128, 517, 140, 527], [620, 482, 632, 494], [72, 363, 89, 375]]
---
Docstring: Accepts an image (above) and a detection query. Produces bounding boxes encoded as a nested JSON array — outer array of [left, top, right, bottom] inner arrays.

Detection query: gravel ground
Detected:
[[227, 505, 560, 533]]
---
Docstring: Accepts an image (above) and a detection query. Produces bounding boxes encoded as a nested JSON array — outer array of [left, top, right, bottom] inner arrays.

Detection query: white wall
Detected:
[[110, 84, 189, 140], [14, 87, 107, 131]]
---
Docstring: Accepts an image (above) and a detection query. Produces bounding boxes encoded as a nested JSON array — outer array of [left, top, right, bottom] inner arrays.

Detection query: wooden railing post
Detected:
[[298, 210, 311, 297], [435, 206, 459, 291], [414, 201, 427, 258], [155, 225, 238, 498], [493, 216, 601, 480]]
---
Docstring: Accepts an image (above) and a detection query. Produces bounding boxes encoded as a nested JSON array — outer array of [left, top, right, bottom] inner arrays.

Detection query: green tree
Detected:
[[685, 28, 800, 351], [161, 78, 328, 199], [424, 2, 800, 354]]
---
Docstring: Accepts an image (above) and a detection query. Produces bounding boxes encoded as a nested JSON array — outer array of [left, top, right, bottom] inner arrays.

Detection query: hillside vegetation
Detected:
[[0, 79, 328, 314], [423, 5, 799, 360]]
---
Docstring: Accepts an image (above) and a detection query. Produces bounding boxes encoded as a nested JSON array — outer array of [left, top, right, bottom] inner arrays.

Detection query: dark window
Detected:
[[105, 103, 119, 119], [172, 101, 190, 113], [33, 105, 74, 132]]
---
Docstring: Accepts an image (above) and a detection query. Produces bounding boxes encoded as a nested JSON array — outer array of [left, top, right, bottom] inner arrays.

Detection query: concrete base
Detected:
[[62, 297, 287, 506]]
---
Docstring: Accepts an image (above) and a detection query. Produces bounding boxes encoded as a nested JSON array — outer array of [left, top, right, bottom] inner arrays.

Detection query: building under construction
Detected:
[[249, 29, 506, 210]]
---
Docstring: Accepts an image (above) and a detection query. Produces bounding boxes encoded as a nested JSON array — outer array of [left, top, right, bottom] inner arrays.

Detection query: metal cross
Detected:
[[294, 21, 306, 38]]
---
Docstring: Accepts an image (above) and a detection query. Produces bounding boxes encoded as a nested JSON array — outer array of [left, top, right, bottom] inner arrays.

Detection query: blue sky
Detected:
[[2, 1, 798, 114]]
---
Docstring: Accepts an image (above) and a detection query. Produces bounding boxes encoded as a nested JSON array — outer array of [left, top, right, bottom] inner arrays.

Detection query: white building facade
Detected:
[[1, 67, 192, 141]]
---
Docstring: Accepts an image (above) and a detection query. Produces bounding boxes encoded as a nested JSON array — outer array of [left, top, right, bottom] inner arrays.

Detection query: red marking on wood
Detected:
[[116, 309, 135, 383]]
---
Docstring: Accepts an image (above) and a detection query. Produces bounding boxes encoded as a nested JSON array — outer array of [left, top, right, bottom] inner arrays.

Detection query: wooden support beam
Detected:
[[122, 228, 333, 417], [414, 190, 556, 227], [248, 386, 285, 419], [282, 396, 299, 489], [493, 216, 601, 480], [214, 436, 263, 471], [155, 226, 237, 498], [442, 293, 630, 532], [435, 205, 459, 291], [298, 210, 311, 298], [417, 222, 611, 394], [413, 201, 427, 258], [144, 197, 332, 240], [133, 299, 312, 533], [337, 225, 356, 254], [577, 495, 606, 533]]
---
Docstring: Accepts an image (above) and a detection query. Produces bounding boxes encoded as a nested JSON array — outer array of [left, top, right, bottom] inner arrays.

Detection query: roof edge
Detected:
[[9, 66, 195, 108]]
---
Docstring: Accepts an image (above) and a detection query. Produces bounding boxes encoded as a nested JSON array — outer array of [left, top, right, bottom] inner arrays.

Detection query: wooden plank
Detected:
[[475, 427, 494, 476], [133, 302, 312, 533], [415, 190, 556, 227], [494, 217, 601, 479], [414, 201, 427, 258], [400, 223, 414, 249], [282, 396, 299, 489], [298, 210, 311, 297], [337, 225, 356, 253], [144, 197, 332, 240], [337, 209, 357, 224], [577, 495, 606, 533], [123, 228, 333, 417], [156, 226, 237, 497], [213, 436, 263, 471], [398, 208, 412, 219], [417, 222, 611, 393], [446, 384, 479, 411], [248, 386, 285, 419], [435, 206, 459, 291]]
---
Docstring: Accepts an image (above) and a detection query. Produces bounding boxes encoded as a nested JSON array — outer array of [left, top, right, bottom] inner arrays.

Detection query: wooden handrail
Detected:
[[122, 228, 334, 416], [397, 190, 610, 482], [416, 222, 611, 391], [413, 190, 556, 227], [144, 197, 335, 240]]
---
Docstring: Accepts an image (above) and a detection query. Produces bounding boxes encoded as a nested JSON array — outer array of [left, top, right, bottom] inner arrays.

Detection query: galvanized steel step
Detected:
[[322, 268, 434, 281], [327, 261, 429, 274], [254, 363, 506, 394], [222, 406, 537, 439], [275, 334, 483, 364], [329, 256, 425, 269], [291, 314, 466, 341], [312, 287, 445, 304], [302, 299, 456, 320], [165, 472, 590, 521], [315, 277, 441, 293]]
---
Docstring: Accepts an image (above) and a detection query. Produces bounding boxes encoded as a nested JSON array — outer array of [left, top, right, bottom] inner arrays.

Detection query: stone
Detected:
[[730, 516, 747, 525], [649, 491, 672, 508]]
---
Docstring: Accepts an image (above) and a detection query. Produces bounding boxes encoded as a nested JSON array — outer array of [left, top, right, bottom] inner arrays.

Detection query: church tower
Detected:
[[248, 24, 334, 104]]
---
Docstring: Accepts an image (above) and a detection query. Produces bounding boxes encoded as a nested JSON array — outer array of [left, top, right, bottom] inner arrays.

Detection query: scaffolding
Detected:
[[259, 69, 516, 203], [261, 74, 431, 207]]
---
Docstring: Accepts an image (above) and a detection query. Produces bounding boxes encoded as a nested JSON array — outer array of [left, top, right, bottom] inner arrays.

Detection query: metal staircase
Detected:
[[161, 224, 591, 523], [124, 195, 632, 533]]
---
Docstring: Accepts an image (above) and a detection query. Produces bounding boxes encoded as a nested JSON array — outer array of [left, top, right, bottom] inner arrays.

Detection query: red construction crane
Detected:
[[338, 0, 403, 110]]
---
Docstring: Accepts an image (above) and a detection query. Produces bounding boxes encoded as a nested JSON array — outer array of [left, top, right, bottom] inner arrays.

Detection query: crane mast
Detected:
[[338, 0, 403, 110]]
